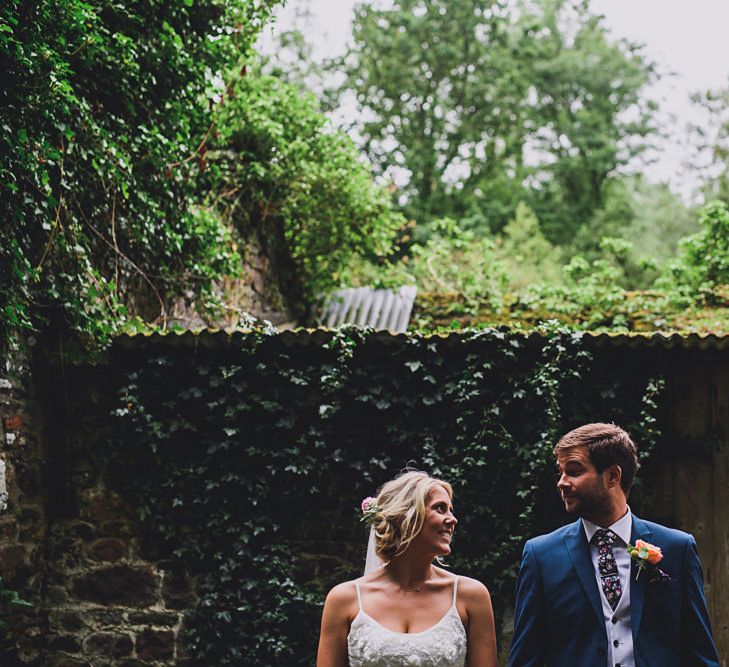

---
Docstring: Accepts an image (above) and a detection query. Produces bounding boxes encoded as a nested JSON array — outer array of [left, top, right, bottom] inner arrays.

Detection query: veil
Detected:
[[364, 526, 384, 574]]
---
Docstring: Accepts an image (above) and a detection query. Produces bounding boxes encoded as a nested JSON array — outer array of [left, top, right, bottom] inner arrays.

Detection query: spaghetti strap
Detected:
[[354, 581, 363, 610], [452, 575, 459, 606]]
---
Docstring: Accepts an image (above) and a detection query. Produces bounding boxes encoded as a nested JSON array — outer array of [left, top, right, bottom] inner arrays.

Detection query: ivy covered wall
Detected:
[[3, 329, 729, 665], [107, 328, 667, 665]]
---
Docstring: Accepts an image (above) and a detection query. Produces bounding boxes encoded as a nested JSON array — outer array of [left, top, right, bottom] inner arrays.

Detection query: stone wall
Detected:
[[168, 232, 299, 331], [0, 358, 198, 667], [0, 355, 47, 665]]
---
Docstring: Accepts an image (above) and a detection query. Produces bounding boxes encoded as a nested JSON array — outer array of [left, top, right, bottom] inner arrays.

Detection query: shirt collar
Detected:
[[582, 506, 632, 545]]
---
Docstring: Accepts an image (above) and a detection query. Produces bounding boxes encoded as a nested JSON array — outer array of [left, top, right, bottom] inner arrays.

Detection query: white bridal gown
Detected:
[[347, 575, 467, 666]]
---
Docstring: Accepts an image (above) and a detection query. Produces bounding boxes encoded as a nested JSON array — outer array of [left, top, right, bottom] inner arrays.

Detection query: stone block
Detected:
[[0, 543, 28, 583], [48, 634, 82, 653], [87, 608, 125, 627], [82, 631, 133, 657], [162, 568, 196, 610], [72, 565, 157, 607], [81, 488, 132, 524], [100, 519, 136, 538], [47, 585, 69, 605], [18, 506, 43, 541], [127, 610, 179, 627], [48, 535, 85, 566], [45, 657, 91, 667], [88, 537, 127, 562], [49, 609, 86, 633], [3, 415, 22, 431], [135, 628, 175, 661], [0, 517, 18, 541], [69, 521, 96, 541]]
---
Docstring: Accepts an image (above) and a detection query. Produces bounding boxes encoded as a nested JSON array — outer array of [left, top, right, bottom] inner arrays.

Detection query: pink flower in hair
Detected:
[[361, 496, 377, 512]]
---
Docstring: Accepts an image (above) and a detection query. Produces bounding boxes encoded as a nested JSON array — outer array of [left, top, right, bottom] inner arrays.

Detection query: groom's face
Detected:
[[555, 445, 611, 520]]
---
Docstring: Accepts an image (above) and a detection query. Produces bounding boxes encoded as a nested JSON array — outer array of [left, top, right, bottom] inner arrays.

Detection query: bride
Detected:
[[317, 470, 497, 666]]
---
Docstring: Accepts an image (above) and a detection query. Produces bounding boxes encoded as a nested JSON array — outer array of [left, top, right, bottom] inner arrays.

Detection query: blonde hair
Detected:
[[372, 470, 453, 561]]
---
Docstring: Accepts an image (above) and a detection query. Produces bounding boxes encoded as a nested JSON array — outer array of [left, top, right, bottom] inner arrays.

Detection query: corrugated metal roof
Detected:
[[583, 332, 729, 350], [318, 286, 417, 333], [115, 328, 729, 351]]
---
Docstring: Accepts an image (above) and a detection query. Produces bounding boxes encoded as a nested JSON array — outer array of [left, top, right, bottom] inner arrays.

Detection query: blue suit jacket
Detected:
[[509, 515, 719, 667]]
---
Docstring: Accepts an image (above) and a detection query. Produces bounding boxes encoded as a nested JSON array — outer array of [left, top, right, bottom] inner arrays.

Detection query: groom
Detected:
[[509, 423, 720, 667]]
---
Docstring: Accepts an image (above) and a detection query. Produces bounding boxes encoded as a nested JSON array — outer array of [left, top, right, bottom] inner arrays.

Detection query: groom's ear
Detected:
[[606, 464, 622, 489]]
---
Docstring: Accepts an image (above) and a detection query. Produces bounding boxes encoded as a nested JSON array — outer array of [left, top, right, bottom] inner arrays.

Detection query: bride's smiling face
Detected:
[[412, 485, 457, 556]]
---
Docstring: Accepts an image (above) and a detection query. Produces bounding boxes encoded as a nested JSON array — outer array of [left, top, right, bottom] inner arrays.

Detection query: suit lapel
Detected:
[[564, 519, 603, 626], [630, 515, 654, 644]]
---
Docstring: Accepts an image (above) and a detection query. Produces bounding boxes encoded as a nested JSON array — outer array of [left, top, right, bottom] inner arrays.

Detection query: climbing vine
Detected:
[[110, 327, 665, 665], [0, 0, 278, 352]]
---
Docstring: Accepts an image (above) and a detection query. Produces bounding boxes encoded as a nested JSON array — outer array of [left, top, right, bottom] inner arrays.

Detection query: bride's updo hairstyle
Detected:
[[372, 470, 453, 561]]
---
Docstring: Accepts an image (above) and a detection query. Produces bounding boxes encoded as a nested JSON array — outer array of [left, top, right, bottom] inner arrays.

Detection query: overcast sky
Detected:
[[261, 0, 729, 201]]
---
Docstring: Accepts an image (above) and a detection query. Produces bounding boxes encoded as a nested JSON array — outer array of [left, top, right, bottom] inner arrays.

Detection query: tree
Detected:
[[338, 0, 527, 228], [687, 82, 729, 205], [522, 0, 657, 243], [335, 0, 656, 242]]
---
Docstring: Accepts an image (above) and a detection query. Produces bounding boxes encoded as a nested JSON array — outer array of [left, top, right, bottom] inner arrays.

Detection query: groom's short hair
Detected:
[[554, 423, 639, 495]]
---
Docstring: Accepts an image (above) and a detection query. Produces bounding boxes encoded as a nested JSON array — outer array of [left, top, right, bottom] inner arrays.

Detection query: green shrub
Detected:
[[1, 0, 278, 351], [211, 70, 403, 311]]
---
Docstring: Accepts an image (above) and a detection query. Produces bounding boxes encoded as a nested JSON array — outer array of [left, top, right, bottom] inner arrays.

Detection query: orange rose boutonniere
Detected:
[[627, 539, 670, 582]]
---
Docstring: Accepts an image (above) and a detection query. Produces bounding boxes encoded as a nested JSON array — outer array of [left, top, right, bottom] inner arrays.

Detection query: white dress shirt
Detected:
[[582, 508, 635, 667]]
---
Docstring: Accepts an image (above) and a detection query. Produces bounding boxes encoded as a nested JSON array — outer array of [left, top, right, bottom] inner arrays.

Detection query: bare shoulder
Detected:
[[455, 575, 492, 605], [324, 579, 360, 612]]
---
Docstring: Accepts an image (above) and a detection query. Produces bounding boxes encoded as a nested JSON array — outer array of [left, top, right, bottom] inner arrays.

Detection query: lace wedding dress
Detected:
[[347, 575, 467, 666]]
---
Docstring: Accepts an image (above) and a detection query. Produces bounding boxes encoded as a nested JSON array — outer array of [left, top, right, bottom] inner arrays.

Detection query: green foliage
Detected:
[[343, 204, 559, 315], [210, 69, 403, 310], [688, 83, 729, 204], [522, 0, 656, 242], [343, 216, 512, 314], [572, 177, 696, 289], [0, 578, 31, 631], [498, 203, 561, 288], [345, 197, 728, 335], [334, 0, 655, 240], [0, 0, 278, 351], [521, 243, 631, 330], [338, 0, 525, 226], [656, 201, 729, 305], [111, 327, 664, 664]]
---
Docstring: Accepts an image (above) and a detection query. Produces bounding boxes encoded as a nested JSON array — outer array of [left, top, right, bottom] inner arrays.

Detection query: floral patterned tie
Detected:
[[594, 528, 622, 610]]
